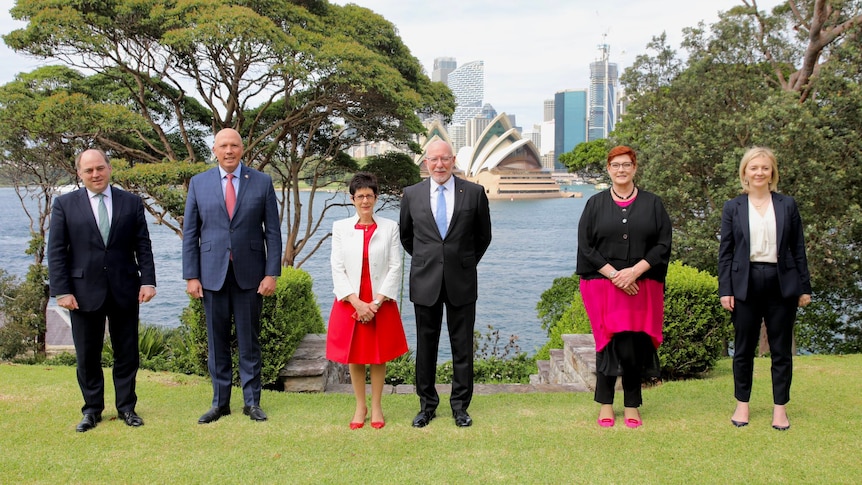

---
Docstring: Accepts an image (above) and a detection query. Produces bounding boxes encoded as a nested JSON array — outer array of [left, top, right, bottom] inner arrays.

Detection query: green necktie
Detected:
[[97, 193, 110, 244]]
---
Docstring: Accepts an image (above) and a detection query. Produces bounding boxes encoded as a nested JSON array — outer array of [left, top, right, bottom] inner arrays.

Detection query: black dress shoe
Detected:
[[198, 406, 231, 424], [453, 409, 473, 427], [412, 410, 435, 428], [243, 405, 267, 422], [76, 413, 102, 433], [120, 411, 144, 427]]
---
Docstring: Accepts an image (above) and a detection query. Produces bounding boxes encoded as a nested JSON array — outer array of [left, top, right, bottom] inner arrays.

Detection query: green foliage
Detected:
[[0, 265, 48, 359], [535, 262, 731, 379], [178, 267, 325, 387], [473, 354, 535, 384], [612, 7, 862, 353], [558, 139, 610, 175], [361, 150, 421, 199], [661, 262, 733, 378], [535, 292, 592, 361], [536, 273, 580, 333], [381, 325, 536, 385], [383, 350, 415, 386]]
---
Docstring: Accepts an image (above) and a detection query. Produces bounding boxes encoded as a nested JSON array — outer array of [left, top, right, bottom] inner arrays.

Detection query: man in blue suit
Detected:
[[48, 149, 156, 432], [183, 128, 282, 423]]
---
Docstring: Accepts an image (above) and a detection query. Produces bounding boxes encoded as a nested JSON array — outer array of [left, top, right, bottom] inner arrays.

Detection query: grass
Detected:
[[2, 354, 861, 484]]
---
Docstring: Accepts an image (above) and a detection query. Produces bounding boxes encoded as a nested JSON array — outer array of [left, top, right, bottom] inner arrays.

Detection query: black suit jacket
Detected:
[[48, 187, 156, 311], [718, 192, 812, 301], [399, 176, 492, 307]]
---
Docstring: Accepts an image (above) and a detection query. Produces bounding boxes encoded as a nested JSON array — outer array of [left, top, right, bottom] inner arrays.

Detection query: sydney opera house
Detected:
[[418, 114, 569, 200]]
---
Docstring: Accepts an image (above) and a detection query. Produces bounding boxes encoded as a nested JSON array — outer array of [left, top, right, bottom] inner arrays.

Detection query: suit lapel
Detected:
[[738, 195, 750, 248], [773, 193, 786, 250], [73, 188, 103, 244], [449, 177, 466, 230]]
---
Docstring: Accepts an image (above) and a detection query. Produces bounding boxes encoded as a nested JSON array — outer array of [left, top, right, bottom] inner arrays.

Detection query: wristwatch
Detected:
[[372, 299, 381, 306], [608, 270, 617, 279]]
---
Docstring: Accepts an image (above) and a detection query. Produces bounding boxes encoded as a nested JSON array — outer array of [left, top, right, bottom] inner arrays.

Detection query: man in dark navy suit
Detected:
[[48, 149, 156, 432], [183, 128, 282, 424]]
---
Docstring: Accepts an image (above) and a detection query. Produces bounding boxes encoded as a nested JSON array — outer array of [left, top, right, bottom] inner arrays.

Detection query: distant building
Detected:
[[554, 89, 588, 170], [417, 115, 570, 199], [540, 120, 555, 157], [588, 44, 619, 141], [447, 60, 485, 126], [543, 99, 555, 122], [432, 56, 457, 83]]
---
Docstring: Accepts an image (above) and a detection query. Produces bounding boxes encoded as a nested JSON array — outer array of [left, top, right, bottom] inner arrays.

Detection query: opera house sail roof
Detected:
[[418, 114, 567, 200]]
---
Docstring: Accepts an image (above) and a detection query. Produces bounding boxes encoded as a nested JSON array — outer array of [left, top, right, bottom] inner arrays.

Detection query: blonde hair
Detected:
[[738, 146, 779, 193]]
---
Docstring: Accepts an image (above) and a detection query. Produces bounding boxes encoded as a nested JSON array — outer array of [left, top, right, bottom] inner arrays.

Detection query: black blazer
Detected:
[[576, 189, 672, 283], [718, 192, 812, 301], [399, 176, 492, 307], [48, 187, 156, 311]]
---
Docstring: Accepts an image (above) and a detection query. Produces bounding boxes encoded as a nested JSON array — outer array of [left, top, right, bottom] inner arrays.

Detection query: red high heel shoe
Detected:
[[349, 409, 367, 430], [371, 420, 385, 429]]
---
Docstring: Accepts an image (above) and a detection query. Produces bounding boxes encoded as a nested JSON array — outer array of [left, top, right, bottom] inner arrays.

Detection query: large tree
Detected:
[[4, 0, 454, 266], [613, 0, 862, 353]]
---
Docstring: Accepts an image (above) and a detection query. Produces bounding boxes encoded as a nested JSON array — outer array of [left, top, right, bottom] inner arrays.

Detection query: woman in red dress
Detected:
[[326, 172, 407, 429]]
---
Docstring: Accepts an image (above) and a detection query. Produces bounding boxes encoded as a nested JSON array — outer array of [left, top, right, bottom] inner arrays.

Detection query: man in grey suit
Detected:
[[399, 139, 492, 427], [183, 128, 282, 424], [48, 149, 156, 432]]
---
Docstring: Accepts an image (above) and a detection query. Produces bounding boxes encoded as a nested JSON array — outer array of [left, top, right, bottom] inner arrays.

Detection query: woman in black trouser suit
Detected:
[[718, 147, 812, 431]]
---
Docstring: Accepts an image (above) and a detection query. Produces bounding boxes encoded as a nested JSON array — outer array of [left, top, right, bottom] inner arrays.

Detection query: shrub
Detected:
[[382, 325, 536, 385], [535, 261, 732, 379], [0, 265, 49, 359], [179, 267, 326, 387], [535, 292, 591, 360], [661, 261, 732, 378]]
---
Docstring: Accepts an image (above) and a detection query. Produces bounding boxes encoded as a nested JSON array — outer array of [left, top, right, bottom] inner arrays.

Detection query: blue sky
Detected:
[[2, 0, 784, 129]]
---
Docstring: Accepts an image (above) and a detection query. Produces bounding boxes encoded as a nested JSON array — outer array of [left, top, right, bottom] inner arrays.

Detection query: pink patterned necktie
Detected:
[[225, 173, 236, 219]]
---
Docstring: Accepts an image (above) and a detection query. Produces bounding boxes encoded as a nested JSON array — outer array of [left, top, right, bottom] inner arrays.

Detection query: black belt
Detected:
[[750, 261, 777, 267]]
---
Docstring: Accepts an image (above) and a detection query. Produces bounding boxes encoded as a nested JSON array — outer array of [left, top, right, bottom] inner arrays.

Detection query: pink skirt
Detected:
[[580, 278, 664, 352]]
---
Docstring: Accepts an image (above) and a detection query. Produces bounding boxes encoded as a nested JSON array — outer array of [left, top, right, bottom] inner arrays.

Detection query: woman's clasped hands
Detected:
[[611, 267, 640, 296]]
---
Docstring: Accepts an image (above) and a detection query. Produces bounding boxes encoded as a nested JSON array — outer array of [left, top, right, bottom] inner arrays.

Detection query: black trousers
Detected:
[[413, 283, 475, 413], [732, 262, 797, 405], [594, 332, 657, 408], [70, 290, 139, 415]]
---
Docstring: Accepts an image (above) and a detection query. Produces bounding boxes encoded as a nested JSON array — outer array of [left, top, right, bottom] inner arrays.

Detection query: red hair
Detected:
[[607, 145, 637, 165]]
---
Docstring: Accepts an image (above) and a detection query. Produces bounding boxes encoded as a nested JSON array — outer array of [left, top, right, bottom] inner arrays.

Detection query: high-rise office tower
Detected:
[[554, 89, 588, 170], [543, 99, 555, 122], [447, 60, 485, 126], [588, 44, 619, 141], [432, 57, 457, 84]]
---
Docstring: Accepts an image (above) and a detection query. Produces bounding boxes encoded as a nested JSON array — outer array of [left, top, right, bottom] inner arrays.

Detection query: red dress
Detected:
[[326, 223, 408, 364]]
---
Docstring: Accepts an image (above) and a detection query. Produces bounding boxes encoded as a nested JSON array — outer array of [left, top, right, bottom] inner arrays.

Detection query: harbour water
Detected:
[[0, 185, 596, 359]]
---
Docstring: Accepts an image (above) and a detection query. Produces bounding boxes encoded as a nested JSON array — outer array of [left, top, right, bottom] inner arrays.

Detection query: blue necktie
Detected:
[[436, 186, 447, 238], [96, 193, 110, 244]]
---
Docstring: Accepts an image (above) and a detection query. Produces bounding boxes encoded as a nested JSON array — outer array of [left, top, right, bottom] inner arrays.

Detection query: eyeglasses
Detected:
[[609, 162, 634, 170], [425, 156, 454, 164], [352, 194, 376, 201]]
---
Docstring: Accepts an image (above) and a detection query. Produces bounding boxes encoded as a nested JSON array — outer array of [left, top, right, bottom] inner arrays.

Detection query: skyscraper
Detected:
[[554, 89, 588, 170], [432, 57, 457, 84], [543, 99, 555, 122], [447, 60, 485, 126], [588, 44, 619, 141]]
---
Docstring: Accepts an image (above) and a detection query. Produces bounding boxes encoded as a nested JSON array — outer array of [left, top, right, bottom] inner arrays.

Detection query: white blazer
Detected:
[[330, 215, 402, 301]]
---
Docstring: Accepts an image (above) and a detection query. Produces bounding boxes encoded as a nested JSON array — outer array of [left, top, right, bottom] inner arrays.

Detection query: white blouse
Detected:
[[748, 199, 778, 263]]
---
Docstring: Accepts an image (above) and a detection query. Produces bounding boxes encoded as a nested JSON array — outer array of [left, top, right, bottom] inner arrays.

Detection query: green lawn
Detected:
[[2, 354, 860, 484]]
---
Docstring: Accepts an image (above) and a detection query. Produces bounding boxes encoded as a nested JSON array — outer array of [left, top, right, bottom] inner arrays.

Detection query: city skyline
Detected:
[[1, 0, 786, 129]]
